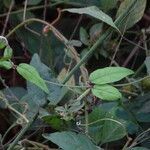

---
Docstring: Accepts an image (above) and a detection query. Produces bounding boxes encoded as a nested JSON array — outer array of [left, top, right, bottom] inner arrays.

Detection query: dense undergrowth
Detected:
[[0, 0, 150, 150]]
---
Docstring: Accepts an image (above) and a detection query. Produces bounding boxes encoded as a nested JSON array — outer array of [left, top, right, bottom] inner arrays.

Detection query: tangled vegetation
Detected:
[[0, 0, 150, 150]]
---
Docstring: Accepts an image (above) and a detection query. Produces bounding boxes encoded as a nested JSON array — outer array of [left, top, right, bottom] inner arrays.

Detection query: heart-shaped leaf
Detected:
[[43, 131, 99, 150], [88, 105, 127, 144]]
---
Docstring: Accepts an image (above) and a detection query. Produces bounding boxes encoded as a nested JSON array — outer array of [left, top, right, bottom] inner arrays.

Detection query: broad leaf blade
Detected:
[[0, 36, 8, 49], [116, 0, 146, 31], [100, 113, 126, 144], [89, 67, 134, 84], [3, 46, 13, 59], [80, 27, 89, 46], [89, 23, 103, 41], [43, 131, 99, 150], [27, 54, 62, 105], [92, 84, 122, 101], [16, 63, 49, 93], [88, 104, 127, 144], [63, 6, 119, 31], [0, 61, 13, 70]]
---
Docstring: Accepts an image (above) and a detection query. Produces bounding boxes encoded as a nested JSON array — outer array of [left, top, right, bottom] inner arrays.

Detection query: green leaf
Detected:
[[126, 93, 150, 123], [21, 93, 40, 120], [23, 54, 63, 106], [88, 105, 127, 144], [68, 100, 84, 113], [136, 113, 150, 122], [145, 56, 150, 75], [16, 63, 49, 94], [26, 54, 50, 106], [87, 106, 107, 144], [43, 131, 99, 150], [67, 40, 82, 47], [92, 84, 122, 101], [115, 108, 139, 134], [0, 61, 13, 70], [99, 114, 126, 144], [63, 6, 119, 31], [3, 46, 13, 59], [80, 27, 89, 46], [3, 87, 27, 101], [0, 36, 8, 49], [42, 115, 65, 130], [89, 67, 134, 84], [89, 23, 103, 42], [116, 0, 146, 31]]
